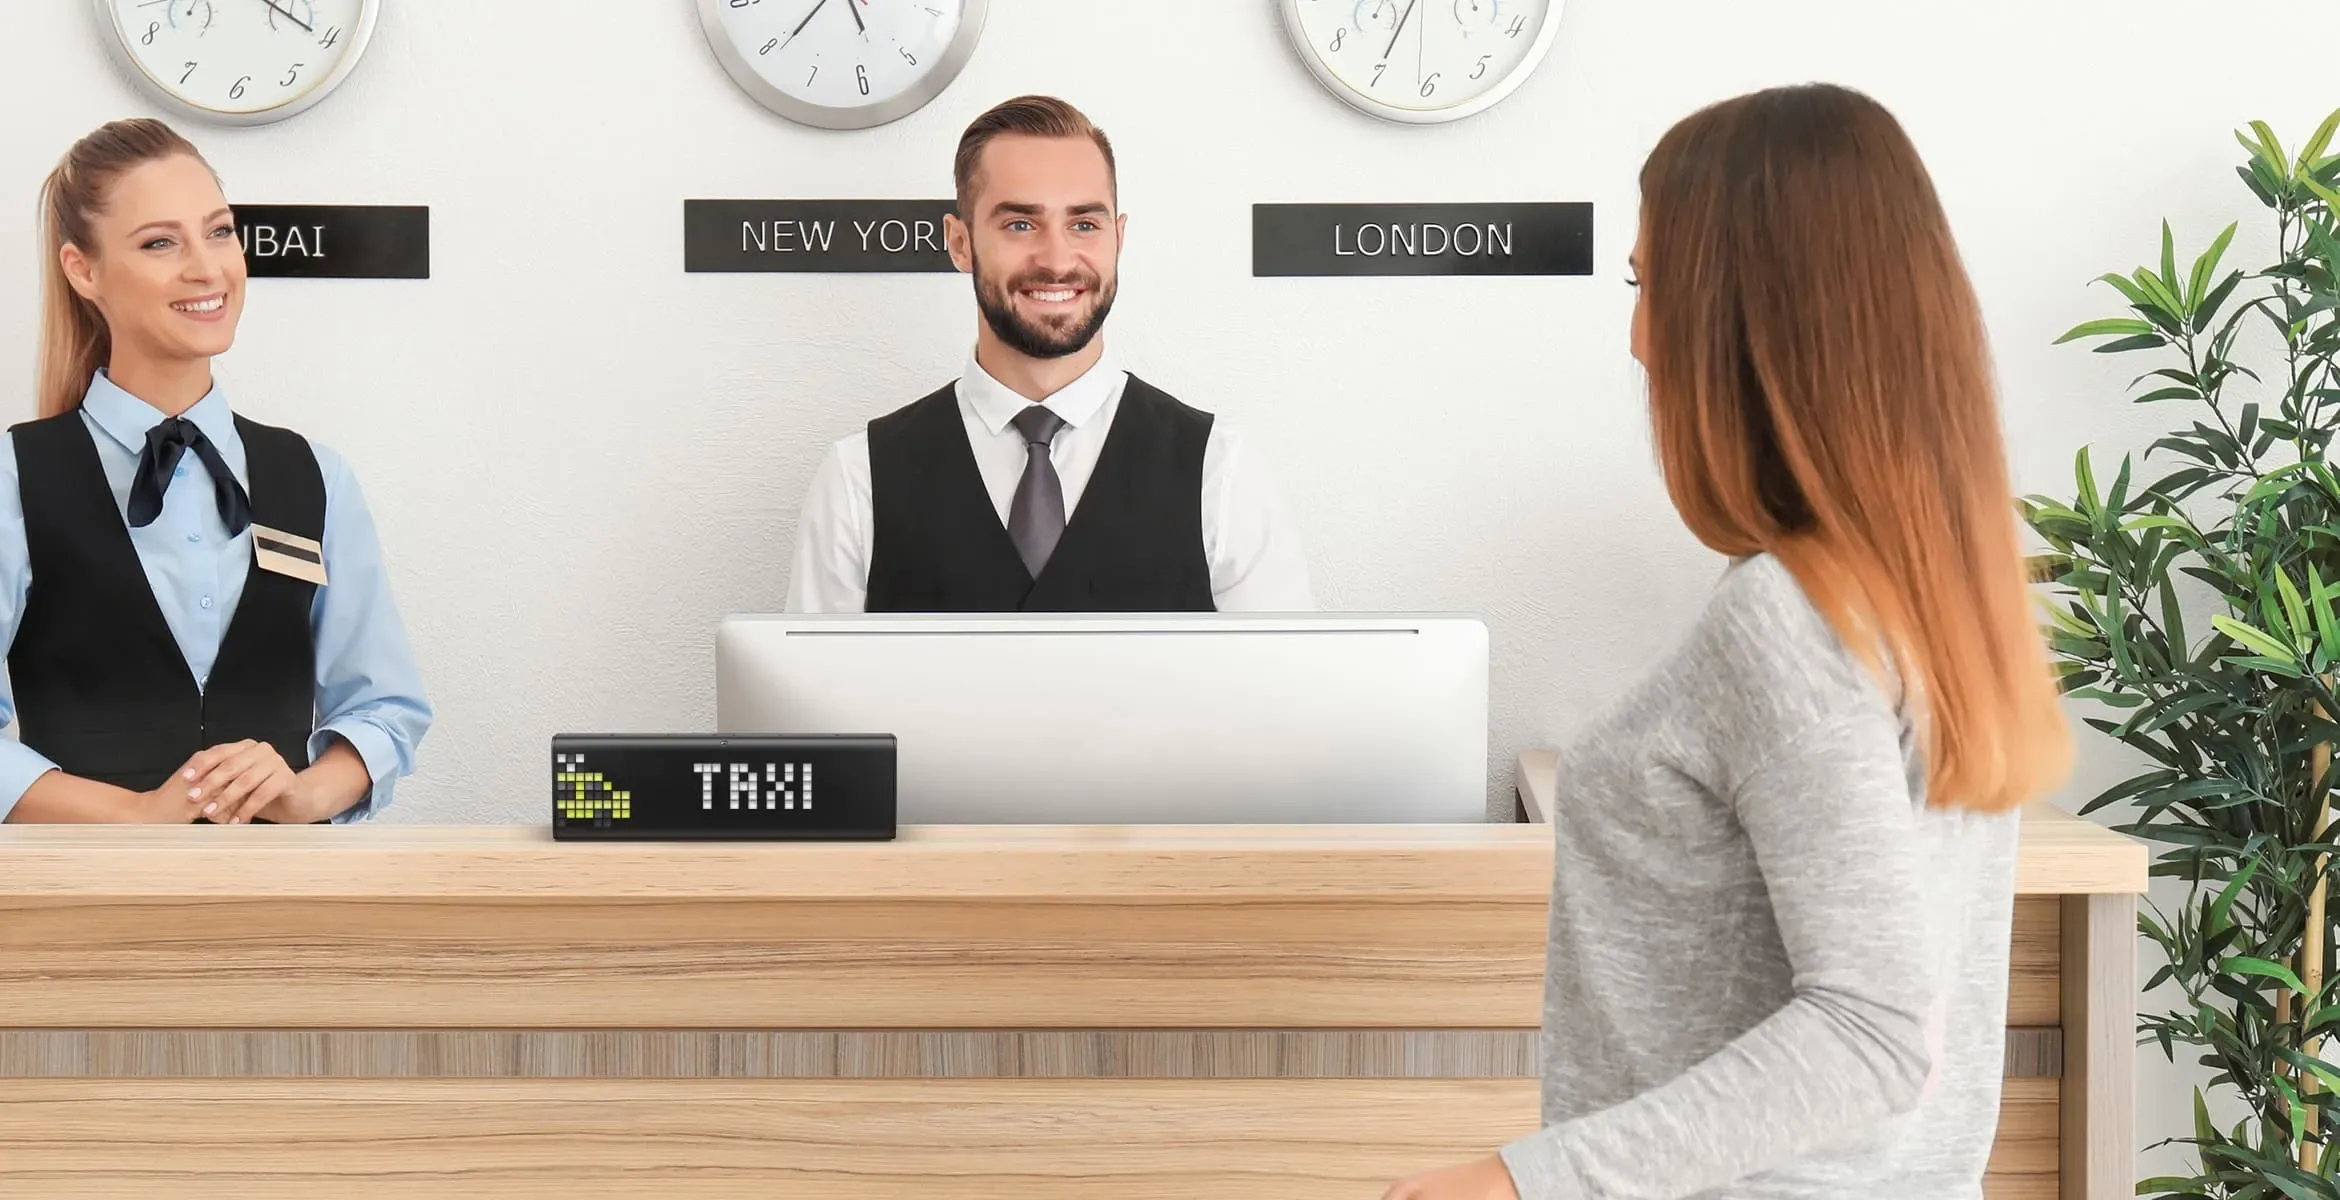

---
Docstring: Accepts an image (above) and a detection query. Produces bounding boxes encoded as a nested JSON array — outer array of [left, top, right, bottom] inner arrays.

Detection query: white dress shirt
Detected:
[[786, 346, 1315, 613]]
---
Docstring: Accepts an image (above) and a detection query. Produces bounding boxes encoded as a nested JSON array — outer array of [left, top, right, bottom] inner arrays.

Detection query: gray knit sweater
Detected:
[[1498, 554, 2021, 1199]]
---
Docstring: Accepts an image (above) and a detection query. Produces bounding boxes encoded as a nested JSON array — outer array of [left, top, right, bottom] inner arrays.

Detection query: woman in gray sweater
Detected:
[[1381, 83, 2074, 1200]]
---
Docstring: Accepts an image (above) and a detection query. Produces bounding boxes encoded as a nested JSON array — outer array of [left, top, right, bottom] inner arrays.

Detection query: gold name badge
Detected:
[[251, 524, 328, 586]]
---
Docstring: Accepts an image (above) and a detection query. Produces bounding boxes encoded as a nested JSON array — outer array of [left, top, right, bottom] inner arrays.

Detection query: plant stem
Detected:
[[2185, 328, 2263, 481], [2304, 710, 2332, 1171]]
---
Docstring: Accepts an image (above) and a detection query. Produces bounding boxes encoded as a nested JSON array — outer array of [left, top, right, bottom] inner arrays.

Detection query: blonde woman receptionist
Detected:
[[0, 118, 430, 825], [1381, 84, 2073, 1200]]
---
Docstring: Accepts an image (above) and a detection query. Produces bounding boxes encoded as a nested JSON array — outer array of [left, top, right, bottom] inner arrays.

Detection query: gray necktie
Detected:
[[1008, 406, 1068, 578]]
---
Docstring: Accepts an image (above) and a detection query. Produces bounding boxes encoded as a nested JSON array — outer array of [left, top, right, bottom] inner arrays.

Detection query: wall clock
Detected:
[[95, 0, 381, 126], [699, 0, 990, 130], [1280, 0, 1563, 125]]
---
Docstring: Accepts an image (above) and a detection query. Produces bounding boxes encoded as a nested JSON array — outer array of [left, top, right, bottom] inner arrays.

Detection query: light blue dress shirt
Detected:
[[0, 372, 432, 822]]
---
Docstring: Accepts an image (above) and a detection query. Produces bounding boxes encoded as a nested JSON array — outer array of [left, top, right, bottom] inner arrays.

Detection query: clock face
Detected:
[[99, 0, 377, 124], [699, 0, 990, 130], [1282, 0, 1563, 124]]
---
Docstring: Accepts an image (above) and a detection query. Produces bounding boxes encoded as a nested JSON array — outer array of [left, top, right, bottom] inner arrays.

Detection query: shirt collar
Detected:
[[81, 369, 236, 458], [959, 343, 1123, 437]]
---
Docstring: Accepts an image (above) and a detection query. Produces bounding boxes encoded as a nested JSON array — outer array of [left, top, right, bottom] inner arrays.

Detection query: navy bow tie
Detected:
[[126, 417, 251, 536]]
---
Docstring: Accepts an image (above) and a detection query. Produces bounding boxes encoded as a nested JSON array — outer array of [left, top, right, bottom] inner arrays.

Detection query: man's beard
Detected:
[[971, 249, 1118, 360]]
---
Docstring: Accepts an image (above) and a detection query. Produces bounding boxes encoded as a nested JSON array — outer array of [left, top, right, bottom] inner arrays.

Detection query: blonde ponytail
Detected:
[[34, 119, 205, 420]]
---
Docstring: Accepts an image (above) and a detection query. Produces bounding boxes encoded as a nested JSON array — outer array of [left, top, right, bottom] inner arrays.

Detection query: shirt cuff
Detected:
[[0, 740, 60, 822], [310, 719, 400, 822], [1497, 1128, 1587, 1200]]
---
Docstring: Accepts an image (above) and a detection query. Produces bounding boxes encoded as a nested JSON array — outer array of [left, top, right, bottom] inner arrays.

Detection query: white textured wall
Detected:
[[4, 0, 2331, 1176]]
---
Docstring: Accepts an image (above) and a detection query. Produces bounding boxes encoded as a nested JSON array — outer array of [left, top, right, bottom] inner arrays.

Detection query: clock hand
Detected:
[[1382, 0, 1417, 61], [783, 0, 830, 48], [846, 0, 867, 36], [256, 0, 312, 33]]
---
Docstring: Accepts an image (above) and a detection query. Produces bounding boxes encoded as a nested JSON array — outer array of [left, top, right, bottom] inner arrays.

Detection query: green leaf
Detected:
[[2103, 588, 2135, 674], [2304, 174, 2340, 210], [2302, 107, 2340, 168], [2098, 333, 2171, 354], [2096, 270, 2157, 309], [2243, 464, 2316, 506], [2195, 270, 2247, 333], [2189, 221, 2241, 310], [2277, 1072, 2309, 1149], [2242, 162, 2280, 206], [2229, 955, 2312, 994], [2137, 268, 2187, 317], [2281, 1046, 2340, 1098], [2209, 858, 2261, 933], [2055, 317, 2158, 343], [2076, 446, 2101, 515], [2136, 386, 2205, 405], [2251, 119, 2294, 181], [2126, 691, 2233, 735], [2161, 575, 2189, 656], [2279, 567, 2312, 651], [2261, 1167, 2331, 1200], [2162, 221, 2180, 312], [2313, 562, 2340, 665], [2216, 615, 2301, 662]]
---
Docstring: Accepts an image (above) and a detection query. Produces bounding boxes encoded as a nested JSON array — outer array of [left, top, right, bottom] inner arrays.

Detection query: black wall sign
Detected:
[[1253, 202, 1593, 277], [685, 199, 960, 273], [235, 204, 428, 279]]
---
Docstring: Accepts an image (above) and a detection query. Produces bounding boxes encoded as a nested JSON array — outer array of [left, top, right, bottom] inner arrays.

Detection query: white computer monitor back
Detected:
[[714, 613, 1489, 824]]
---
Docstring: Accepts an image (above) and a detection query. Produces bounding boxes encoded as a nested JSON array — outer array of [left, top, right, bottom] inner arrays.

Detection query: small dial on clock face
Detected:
[[108, 0, 368, 116], [706, 0, 978, 127], [1287, 0, 1560, 122]]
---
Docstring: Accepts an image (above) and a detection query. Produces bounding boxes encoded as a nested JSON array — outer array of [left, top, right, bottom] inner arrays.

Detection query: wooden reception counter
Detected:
[[0, 756, 2147, 1199]]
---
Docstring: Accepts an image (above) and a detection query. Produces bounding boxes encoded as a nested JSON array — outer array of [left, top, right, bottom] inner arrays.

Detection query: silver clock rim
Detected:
[[696, 0, 990, 132], [1276, 0, 1564, 126], [89, 0, 382, 128]]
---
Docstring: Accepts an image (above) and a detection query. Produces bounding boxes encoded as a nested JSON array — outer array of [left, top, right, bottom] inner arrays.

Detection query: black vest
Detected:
[[8, 411, 323, 794], [864, 374, 1217, 612]]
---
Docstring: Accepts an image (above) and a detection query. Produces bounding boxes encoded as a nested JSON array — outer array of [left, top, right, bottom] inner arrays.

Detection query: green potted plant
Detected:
[[2024, 108, 2340, 1197]]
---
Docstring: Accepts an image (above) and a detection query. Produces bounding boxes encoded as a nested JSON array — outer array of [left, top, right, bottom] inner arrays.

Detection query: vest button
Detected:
[[200, 596, 214, 610], [186, 533, 201, 544]]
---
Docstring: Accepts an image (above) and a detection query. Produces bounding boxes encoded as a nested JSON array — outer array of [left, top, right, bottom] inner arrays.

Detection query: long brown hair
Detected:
[[1637, 83, 2069, 813], [35, 118, 206, 420]]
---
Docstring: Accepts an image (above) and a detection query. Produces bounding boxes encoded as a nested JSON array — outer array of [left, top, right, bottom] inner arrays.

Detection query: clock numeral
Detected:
[[1471, 54, 1489, 79], [856, 63, 870, 95], [281, 62, 303, 87], [180, 61, 199, 85], [1506, 14, 1527, 36], [728, 0, 759, 6], [1419, 71, 1439, 98], [900, 47, 917, 66], [230, 74, 250, 100], [806, 65, 818, 85], [318, 25, 340, 48], [1371, 62, 1386, 87], [143, 21, 159, 45], [760, 37, 778, 55], [1328, 28, 1345, 52]]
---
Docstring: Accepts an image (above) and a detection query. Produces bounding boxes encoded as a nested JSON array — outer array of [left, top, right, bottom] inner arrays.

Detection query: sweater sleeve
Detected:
[[1496, 706, 1940, 1199]]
